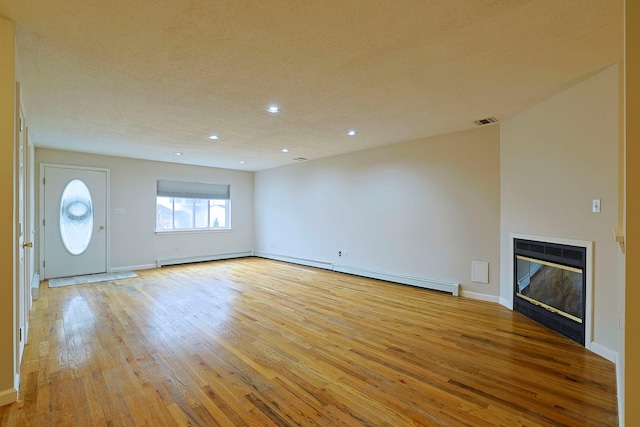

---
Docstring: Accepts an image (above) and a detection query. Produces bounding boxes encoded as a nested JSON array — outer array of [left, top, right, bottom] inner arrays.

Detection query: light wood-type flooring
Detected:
[[0, 258, 618, 426]]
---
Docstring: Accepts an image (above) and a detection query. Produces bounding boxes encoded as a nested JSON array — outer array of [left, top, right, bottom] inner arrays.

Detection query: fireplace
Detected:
[[513, 238, 587, 345]]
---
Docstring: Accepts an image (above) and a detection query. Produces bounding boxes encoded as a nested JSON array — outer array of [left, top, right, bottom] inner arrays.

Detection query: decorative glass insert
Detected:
[[59, 179, 94, 255]]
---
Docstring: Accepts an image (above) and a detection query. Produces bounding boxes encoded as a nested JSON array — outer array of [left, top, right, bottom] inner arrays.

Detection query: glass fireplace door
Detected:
[[516, 256, 583, 323]]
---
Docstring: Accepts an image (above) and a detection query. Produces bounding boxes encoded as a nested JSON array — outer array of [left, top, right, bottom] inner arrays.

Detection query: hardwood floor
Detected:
[[0, 258, 617, 426]]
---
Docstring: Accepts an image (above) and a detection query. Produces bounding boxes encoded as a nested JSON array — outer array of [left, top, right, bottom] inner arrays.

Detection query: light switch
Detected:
[[114, 208, 125, 215], [592, 199, 601, 213]]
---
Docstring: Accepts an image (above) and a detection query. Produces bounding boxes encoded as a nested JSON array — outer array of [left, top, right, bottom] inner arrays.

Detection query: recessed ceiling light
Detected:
[[239, 161, 246, 164], [346, 130, 358, 136], [208, 135, 220, 140], [281, 148, 290, 153], [174, 152, 183, 156], [267, 105, 281, 114]]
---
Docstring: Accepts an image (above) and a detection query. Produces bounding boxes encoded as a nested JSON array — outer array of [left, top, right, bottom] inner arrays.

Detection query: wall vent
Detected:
[[474, 117, 498, 126], [293, 157, 308, 161]]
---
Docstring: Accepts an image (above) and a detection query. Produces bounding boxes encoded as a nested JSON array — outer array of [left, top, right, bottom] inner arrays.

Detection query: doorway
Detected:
[[41, 165, 109, 279], [15, 88, 32, 381]]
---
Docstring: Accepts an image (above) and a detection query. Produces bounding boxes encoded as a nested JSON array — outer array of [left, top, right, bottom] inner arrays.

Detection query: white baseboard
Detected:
[[333, 264, 459, 296], [590, 342, 617, 364], [0, 387, 17, 407], [499, 297, 512, 310], [31, 272, 40, 301], [156, 251, 253, 268], [253, 252, 334, 270], [459, 290, 499, 303], [110, 264, 156, 273]]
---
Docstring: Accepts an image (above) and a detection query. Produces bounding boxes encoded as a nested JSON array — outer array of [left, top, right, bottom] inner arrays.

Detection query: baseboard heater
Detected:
[[253, 251, 334, 270], [155, 252, 459, 296], [333, 264, 460, 296], [156, 251, 253, 268], [254, 252, 459, 296]]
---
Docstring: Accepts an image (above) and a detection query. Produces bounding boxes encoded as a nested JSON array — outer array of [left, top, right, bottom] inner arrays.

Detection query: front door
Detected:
[[42, 165, 108, 279]]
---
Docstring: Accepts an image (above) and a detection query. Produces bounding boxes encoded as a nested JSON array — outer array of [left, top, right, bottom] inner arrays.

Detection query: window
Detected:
[[156, 180, 230, 231]]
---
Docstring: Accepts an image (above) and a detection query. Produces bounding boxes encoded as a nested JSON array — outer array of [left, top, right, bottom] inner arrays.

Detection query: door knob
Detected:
[[99, 226, 104, 230], [23, 242, 33, 248]]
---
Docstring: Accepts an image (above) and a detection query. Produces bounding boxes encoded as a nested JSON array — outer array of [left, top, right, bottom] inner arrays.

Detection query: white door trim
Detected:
[[39, 163, 111, 278], [14, 82, 25, 389]]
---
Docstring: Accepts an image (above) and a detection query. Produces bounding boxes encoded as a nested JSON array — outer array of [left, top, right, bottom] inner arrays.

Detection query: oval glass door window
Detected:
[[59, 179, 94, 255]]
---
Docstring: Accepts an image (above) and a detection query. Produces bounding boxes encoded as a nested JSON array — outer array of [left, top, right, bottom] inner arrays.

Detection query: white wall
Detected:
[[35, 149, 254, 271], [33, 65, 620, 360], [255, 126, 501, 298], [500, 64, 620, 355]]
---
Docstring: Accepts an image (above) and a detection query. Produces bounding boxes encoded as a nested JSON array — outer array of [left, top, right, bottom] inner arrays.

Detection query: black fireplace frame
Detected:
[[513, 238, 587, 345]]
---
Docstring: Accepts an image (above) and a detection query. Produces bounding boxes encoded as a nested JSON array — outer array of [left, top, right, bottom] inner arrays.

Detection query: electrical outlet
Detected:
[[338, 250, 342, 257], [342, 251, 348, 259]]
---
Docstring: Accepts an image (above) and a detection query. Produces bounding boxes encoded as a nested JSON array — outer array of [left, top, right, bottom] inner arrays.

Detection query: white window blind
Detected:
[[157, 180, 230, 200]]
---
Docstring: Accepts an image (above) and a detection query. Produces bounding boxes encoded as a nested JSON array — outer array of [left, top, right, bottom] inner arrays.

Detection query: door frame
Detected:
[[39, 163, 111, 279], [14, 82, 29, 386]]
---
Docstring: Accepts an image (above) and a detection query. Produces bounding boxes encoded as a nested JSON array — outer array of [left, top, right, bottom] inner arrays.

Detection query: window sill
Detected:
[[155, 228, 232, 235]]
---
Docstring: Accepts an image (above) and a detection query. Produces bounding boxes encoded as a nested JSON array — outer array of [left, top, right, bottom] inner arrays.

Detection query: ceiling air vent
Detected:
[[293, 157, 308, 161], [474, 117, 498, 126]]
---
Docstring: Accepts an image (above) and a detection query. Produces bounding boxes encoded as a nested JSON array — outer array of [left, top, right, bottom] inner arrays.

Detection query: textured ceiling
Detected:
[[0, 1, 623, 171]]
